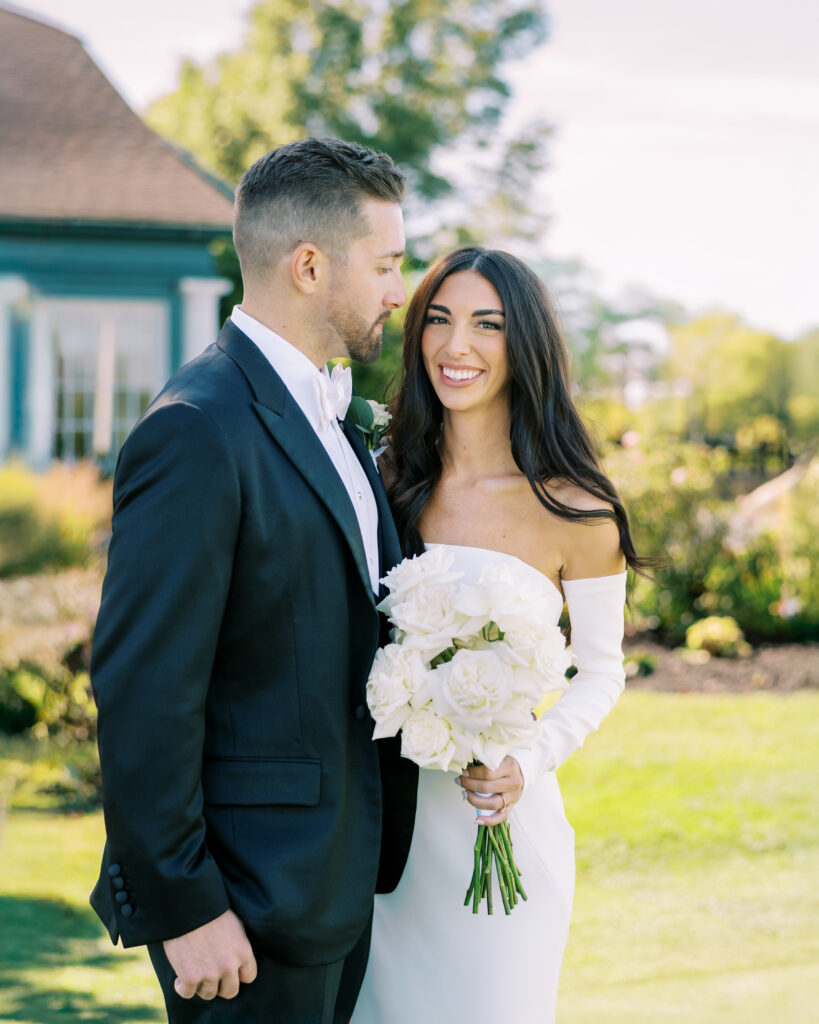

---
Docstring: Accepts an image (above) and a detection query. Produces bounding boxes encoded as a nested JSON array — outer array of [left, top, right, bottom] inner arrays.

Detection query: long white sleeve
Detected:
[[513, 572, 627, 790]]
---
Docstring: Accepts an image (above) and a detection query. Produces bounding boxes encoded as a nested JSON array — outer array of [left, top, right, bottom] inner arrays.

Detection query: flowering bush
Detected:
[[685, 616, 750, 658], [604, 441, 819, 643]]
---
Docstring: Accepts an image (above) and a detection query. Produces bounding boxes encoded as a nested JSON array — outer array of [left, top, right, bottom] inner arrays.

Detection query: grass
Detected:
[[557, 690, 819, 1022], [0, 813, 162, 1022], [0, 690, 817, 1022]]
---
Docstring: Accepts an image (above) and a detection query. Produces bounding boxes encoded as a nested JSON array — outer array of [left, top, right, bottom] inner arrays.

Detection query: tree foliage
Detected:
[[148, 0, 550, 254]]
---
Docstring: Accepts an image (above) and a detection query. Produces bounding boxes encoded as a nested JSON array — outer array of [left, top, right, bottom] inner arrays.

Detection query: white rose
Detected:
[[471, 695, 542, 769], [502, 625, 571, 693], [378, 546, 463, 607], [454, 562, 553, 636], [430, 648, 515, 735], [366, 400, 392, 428], [366, 644, 426, 739], [400, 707, 465, 771], [387, 585, 468, 653]]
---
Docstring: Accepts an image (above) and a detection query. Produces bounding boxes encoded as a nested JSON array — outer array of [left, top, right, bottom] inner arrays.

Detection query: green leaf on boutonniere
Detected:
[[347, 396, 392, 451], [348, 395, 375, 433]]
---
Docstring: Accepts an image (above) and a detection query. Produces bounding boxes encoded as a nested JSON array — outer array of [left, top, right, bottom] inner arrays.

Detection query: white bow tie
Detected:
[[315, 364, 353, 431]]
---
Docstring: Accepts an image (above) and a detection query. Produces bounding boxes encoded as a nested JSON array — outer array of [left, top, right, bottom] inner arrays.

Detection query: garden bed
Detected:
[[624, 636, 819, 693]]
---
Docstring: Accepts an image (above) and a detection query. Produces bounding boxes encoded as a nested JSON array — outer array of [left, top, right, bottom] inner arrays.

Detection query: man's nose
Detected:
[[385, 274, 407, 309]]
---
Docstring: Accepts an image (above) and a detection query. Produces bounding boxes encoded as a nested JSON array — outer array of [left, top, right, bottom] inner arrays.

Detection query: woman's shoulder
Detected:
[[540, 479, 626, 579], [545, 478, 612, 514]]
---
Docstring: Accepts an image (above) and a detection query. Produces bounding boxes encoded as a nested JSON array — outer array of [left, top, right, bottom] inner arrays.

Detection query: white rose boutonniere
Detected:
[[346, 395, 392, 457]]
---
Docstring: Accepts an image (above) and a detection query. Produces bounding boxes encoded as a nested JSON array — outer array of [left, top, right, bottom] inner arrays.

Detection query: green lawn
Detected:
[[558, 691, 819, 1023], [1, 690, 817, 1023]]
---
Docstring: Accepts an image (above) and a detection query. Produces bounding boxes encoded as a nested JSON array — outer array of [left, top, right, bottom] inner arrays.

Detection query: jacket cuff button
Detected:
[[120, 903, 134, 918], [353, 704, 367, 720], [108, 864, 122, 877]]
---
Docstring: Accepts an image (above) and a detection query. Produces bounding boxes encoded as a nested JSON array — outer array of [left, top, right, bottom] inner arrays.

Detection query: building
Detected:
[[0, 5, 234, 466]]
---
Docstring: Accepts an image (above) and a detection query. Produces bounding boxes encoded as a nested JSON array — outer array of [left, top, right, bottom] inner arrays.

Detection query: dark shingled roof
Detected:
[[0, 6, 234, 228]]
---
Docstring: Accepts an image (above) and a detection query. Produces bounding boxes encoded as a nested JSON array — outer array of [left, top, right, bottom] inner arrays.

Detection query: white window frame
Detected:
[[27, 297, 169, 465]]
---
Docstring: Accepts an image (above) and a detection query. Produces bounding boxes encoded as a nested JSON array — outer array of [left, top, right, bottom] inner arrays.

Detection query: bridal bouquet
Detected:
[[367, 545, 571, 914]]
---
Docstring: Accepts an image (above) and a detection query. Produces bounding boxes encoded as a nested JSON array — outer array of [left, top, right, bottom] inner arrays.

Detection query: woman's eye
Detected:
[[477, 320, 503, 331], [425, 315, 448, 326]]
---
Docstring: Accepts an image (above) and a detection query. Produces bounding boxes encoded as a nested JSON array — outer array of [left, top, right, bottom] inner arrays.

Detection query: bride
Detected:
[[352, 247, 643, 1023]]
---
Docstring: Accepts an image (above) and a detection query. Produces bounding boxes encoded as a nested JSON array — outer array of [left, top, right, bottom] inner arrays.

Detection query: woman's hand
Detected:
[[457, 756, 524, 825]]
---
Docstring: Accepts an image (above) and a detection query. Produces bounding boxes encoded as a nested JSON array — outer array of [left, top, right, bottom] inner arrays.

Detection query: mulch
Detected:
[[623, 637, 819, 693]]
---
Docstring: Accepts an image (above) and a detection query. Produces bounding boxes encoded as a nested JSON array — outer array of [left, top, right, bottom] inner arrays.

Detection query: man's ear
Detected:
[[290, 243, 326, 295]]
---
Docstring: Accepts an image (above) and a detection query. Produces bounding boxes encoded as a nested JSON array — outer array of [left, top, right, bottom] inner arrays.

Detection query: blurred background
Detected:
[[0, 1, 816, 1021]]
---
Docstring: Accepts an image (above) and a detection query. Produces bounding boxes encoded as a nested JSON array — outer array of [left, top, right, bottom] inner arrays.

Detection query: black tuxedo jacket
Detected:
[[90, 321, 417, 966]]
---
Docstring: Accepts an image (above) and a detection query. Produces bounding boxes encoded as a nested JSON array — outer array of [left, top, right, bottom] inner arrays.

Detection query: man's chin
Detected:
[[347, 332, 383, 364]]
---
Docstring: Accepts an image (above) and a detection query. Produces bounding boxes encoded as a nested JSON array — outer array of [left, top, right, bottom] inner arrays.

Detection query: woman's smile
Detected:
[[439, 364, 486, 386]]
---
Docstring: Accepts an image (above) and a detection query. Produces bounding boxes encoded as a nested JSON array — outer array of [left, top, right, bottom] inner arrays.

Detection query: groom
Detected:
[[89, 137, 417, 1022]]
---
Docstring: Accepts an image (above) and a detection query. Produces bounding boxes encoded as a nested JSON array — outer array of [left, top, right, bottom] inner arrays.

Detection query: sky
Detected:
[[12, 0, 819, 338]]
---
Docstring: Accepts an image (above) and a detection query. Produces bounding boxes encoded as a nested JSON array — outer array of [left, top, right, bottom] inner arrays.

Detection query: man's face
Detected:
[[325, 199, 407, 363]]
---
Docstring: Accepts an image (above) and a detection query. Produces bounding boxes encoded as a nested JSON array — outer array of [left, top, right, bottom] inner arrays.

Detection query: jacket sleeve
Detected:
[[91, 400, 239, 946], [512, 572, 627, 789]]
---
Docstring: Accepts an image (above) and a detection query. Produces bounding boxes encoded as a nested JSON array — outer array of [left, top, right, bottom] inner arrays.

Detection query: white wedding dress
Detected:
[[352, 544, 626, 1024]]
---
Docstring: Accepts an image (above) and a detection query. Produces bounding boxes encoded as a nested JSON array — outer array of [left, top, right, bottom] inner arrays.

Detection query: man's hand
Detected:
[[163, 909, 258, 1000], [458, 756, 524, 826]]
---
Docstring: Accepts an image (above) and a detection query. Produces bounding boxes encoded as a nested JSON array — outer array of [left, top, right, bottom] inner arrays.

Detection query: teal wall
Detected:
[[0, 224, 224, 303], [0, 220, 231, 460], [9, 309, 27, 450]]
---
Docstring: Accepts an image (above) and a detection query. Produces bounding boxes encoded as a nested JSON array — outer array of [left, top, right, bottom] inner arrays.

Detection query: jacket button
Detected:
[[115, 890, 129, 904], [353, 705, 367, 720], [112, 876, 125, 890], [120, 903, 133, 918], [108, 864, 121, 877]]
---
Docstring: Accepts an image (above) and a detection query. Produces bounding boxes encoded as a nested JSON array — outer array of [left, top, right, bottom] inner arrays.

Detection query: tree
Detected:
[[666, 314, 791, 442], [148, 0, 550, 255]]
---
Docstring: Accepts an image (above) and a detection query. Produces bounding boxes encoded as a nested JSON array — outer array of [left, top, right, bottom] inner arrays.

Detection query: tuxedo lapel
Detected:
[[341, 419, 403, 581], [217, 322, 375, 603]]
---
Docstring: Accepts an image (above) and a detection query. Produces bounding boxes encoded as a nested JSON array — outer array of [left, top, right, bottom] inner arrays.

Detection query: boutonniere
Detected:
[[347, 396, 392, 456]]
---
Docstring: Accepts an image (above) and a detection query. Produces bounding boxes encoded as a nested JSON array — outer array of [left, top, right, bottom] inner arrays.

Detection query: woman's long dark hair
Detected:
[[385, 246, 648, 575]]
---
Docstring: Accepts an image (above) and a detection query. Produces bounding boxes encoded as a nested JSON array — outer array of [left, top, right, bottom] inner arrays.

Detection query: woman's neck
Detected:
[[438, 405, 517, 482]]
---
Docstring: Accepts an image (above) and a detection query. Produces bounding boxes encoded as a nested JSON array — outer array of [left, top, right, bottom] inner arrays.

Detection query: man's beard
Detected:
[[327, 295, 387, 364]]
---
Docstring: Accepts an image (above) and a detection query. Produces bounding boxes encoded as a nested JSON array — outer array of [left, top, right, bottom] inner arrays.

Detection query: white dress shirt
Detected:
[[231, 306, 381, 593]]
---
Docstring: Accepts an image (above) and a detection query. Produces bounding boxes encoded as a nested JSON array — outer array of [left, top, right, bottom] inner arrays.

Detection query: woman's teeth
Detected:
[[442, 367, 482, 382]]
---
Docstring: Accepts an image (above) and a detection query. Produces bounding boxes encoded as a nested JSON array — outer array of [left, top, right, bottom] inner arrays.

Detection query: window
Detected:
[[45, 301, 167, 462]]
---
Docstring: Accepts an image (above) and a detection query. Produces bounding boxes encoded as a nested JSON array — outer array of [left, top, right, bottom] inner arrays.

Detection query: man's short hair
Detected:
[[234, 137, 405, 280]]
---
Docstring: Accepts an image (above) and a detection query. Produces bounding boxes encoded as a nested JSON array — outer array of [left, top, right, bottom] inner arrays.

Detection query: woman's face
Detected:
[[420, 270, 509, 415]]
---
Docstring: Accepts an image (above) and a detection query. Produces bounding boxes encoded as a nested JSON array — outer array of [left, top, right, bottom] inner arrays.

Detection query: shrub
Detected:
[[604, 440, 731, 642], [685, 616, 750, 658], [0, 461, 111, 577], [0, 669, 39, 733], [0, 569, 100, 741], [606, 440, 819, 644], [0, 633, 96, 741], [624, 651, 657, 678]]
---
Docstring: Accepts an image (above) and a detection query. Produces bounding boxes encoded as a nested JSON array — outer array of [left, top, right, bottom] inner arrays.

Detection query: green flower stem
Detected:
[[465, 821, 527, 915], [484, 832, 494, 915], [466, 835, 482, 909], [492, 840, 512, 915], [500, 822, 527, 902]]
